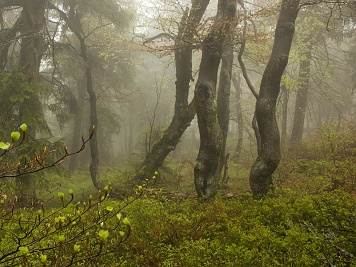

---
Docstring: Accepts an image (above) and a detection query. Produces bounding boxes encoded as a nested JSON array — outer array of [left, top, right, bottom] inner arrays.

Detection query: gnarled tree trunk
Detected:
[[250, 0, 300, 199], [134, 0, 210, 181], [194, 0, 236, 199]]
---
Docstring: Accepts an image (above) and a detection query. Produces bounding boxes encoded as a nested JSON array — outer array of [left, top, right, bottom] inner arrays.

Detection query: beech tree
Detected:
[[215, 10, 236, 185], [135, 0, 210, 181], [194, 0, 236, 198], [138, 0, 237, 199], [249, 0, 300, 198]]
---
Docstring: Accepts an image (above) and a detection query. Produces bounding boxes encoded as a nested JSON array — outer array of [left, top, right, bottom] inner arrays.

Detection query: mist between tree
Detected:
[[0, 0, 355, 266]]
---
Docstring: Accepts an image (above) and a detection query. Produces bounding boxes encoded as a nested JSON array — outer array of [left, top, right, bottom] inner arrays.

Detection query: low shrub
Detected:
[[0, 186, 133, 266], [118, 191, 355, 266]]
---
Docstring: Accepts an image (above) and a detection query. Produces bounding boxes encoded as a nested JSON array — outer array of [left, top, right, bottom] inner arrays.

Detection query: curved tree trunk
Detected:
[[134, 0, 210, 181], [250, 0, 300, 199], [290, 46, 312, 143], [194, 0, 236, 199]]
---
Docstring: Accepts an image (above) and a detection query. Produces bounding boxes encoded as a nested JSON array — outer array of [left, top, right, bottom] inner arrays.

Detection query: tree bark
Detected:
[[63, 4, 103, 189], [53, 3, 100, 188], [232, 72, 243, 162], [50, 3, 102, 189], [216, 38, 234, 183], [19, 0, 44, 82], [68, 77, 86, 172], [134, 0, 210, 181], [236, 0, 260, 154], [0, 16, 21, 70], [79, 37, 102, 190], [250, 0, 300, 199], [16, 0, 46, 203], [194, 0, 236, 199], [280, 83, 288, 154], [290, 46, 312, 143]]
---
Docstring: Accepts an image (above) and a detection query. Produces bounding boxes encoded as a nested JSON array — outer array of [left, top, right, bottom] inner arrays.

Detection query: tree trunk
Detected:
[[127, 106, 134, 157], [216, 39, 234, 183], [290, 46, 312, 143], [236, 0, 260, 155], [250, 0, 300, 199], [281, 83, 288, 155], [194, 0, 236, 199], [134, 0, 210, 181], [68, 77, 86, 172], [47, 2, 102, 189], [79, 38, 102, 190], [16, 0, 45, 204], [18, 0, 44, 82], [232, 72, 244, 162], [0, 15, 21, 70]]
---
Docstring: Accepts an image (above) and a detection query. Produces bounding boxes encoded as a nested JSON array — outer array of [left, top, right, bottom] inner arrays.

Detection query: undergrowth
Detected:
[[0, 125, 355, 266], [118, 191, 355, 266]]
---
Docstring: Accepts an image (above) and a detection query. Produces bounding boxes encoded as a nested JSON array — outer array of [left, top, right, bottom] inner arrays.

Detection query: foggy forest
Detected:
[[0, 0, 355, 266]]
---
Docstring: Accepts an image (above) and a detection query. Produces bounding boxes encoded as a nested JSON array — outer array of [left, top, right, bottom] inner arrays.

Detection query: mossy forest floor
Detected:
[[1, 127, 355, 266]]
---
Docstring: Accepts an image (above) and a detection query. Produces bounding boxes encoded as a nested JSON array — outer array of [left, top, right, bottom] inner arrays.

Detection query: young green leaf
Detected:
[[58, 235, 65, 243], [40, 254, 47, 263], [0, 142, 10, 150], [99, 230, 109, 243], [11, 131, 20, 141], [19, 246, 30, 257], [106, 206, 113, 212], [123, 217, 131, 227], [20, 123, 27, 132], [73, 244, 80, 253]]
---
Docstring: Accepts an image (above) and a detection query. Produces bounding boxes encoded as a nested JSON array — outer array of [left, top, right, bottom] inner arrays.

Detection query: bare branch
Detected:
[[143, 32, 175, 44], [237, 0, 259, 99], [0, 126, 95, 178]]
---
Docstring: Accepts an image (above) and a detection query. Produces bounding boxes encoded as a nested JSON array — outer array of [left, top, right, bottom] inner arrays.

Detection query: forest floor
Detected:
[[0, 126, 354, 266]]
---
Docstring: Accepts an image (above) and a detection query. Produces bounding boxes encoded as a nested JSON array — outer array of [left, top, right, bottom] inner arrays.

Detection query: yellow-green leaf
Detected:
[[99, 230, 109, 242], [11, 131, 20, 141], [19, 246, 29, 257], [20, 123, 27, 132], [0, 142, 10, 150]]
